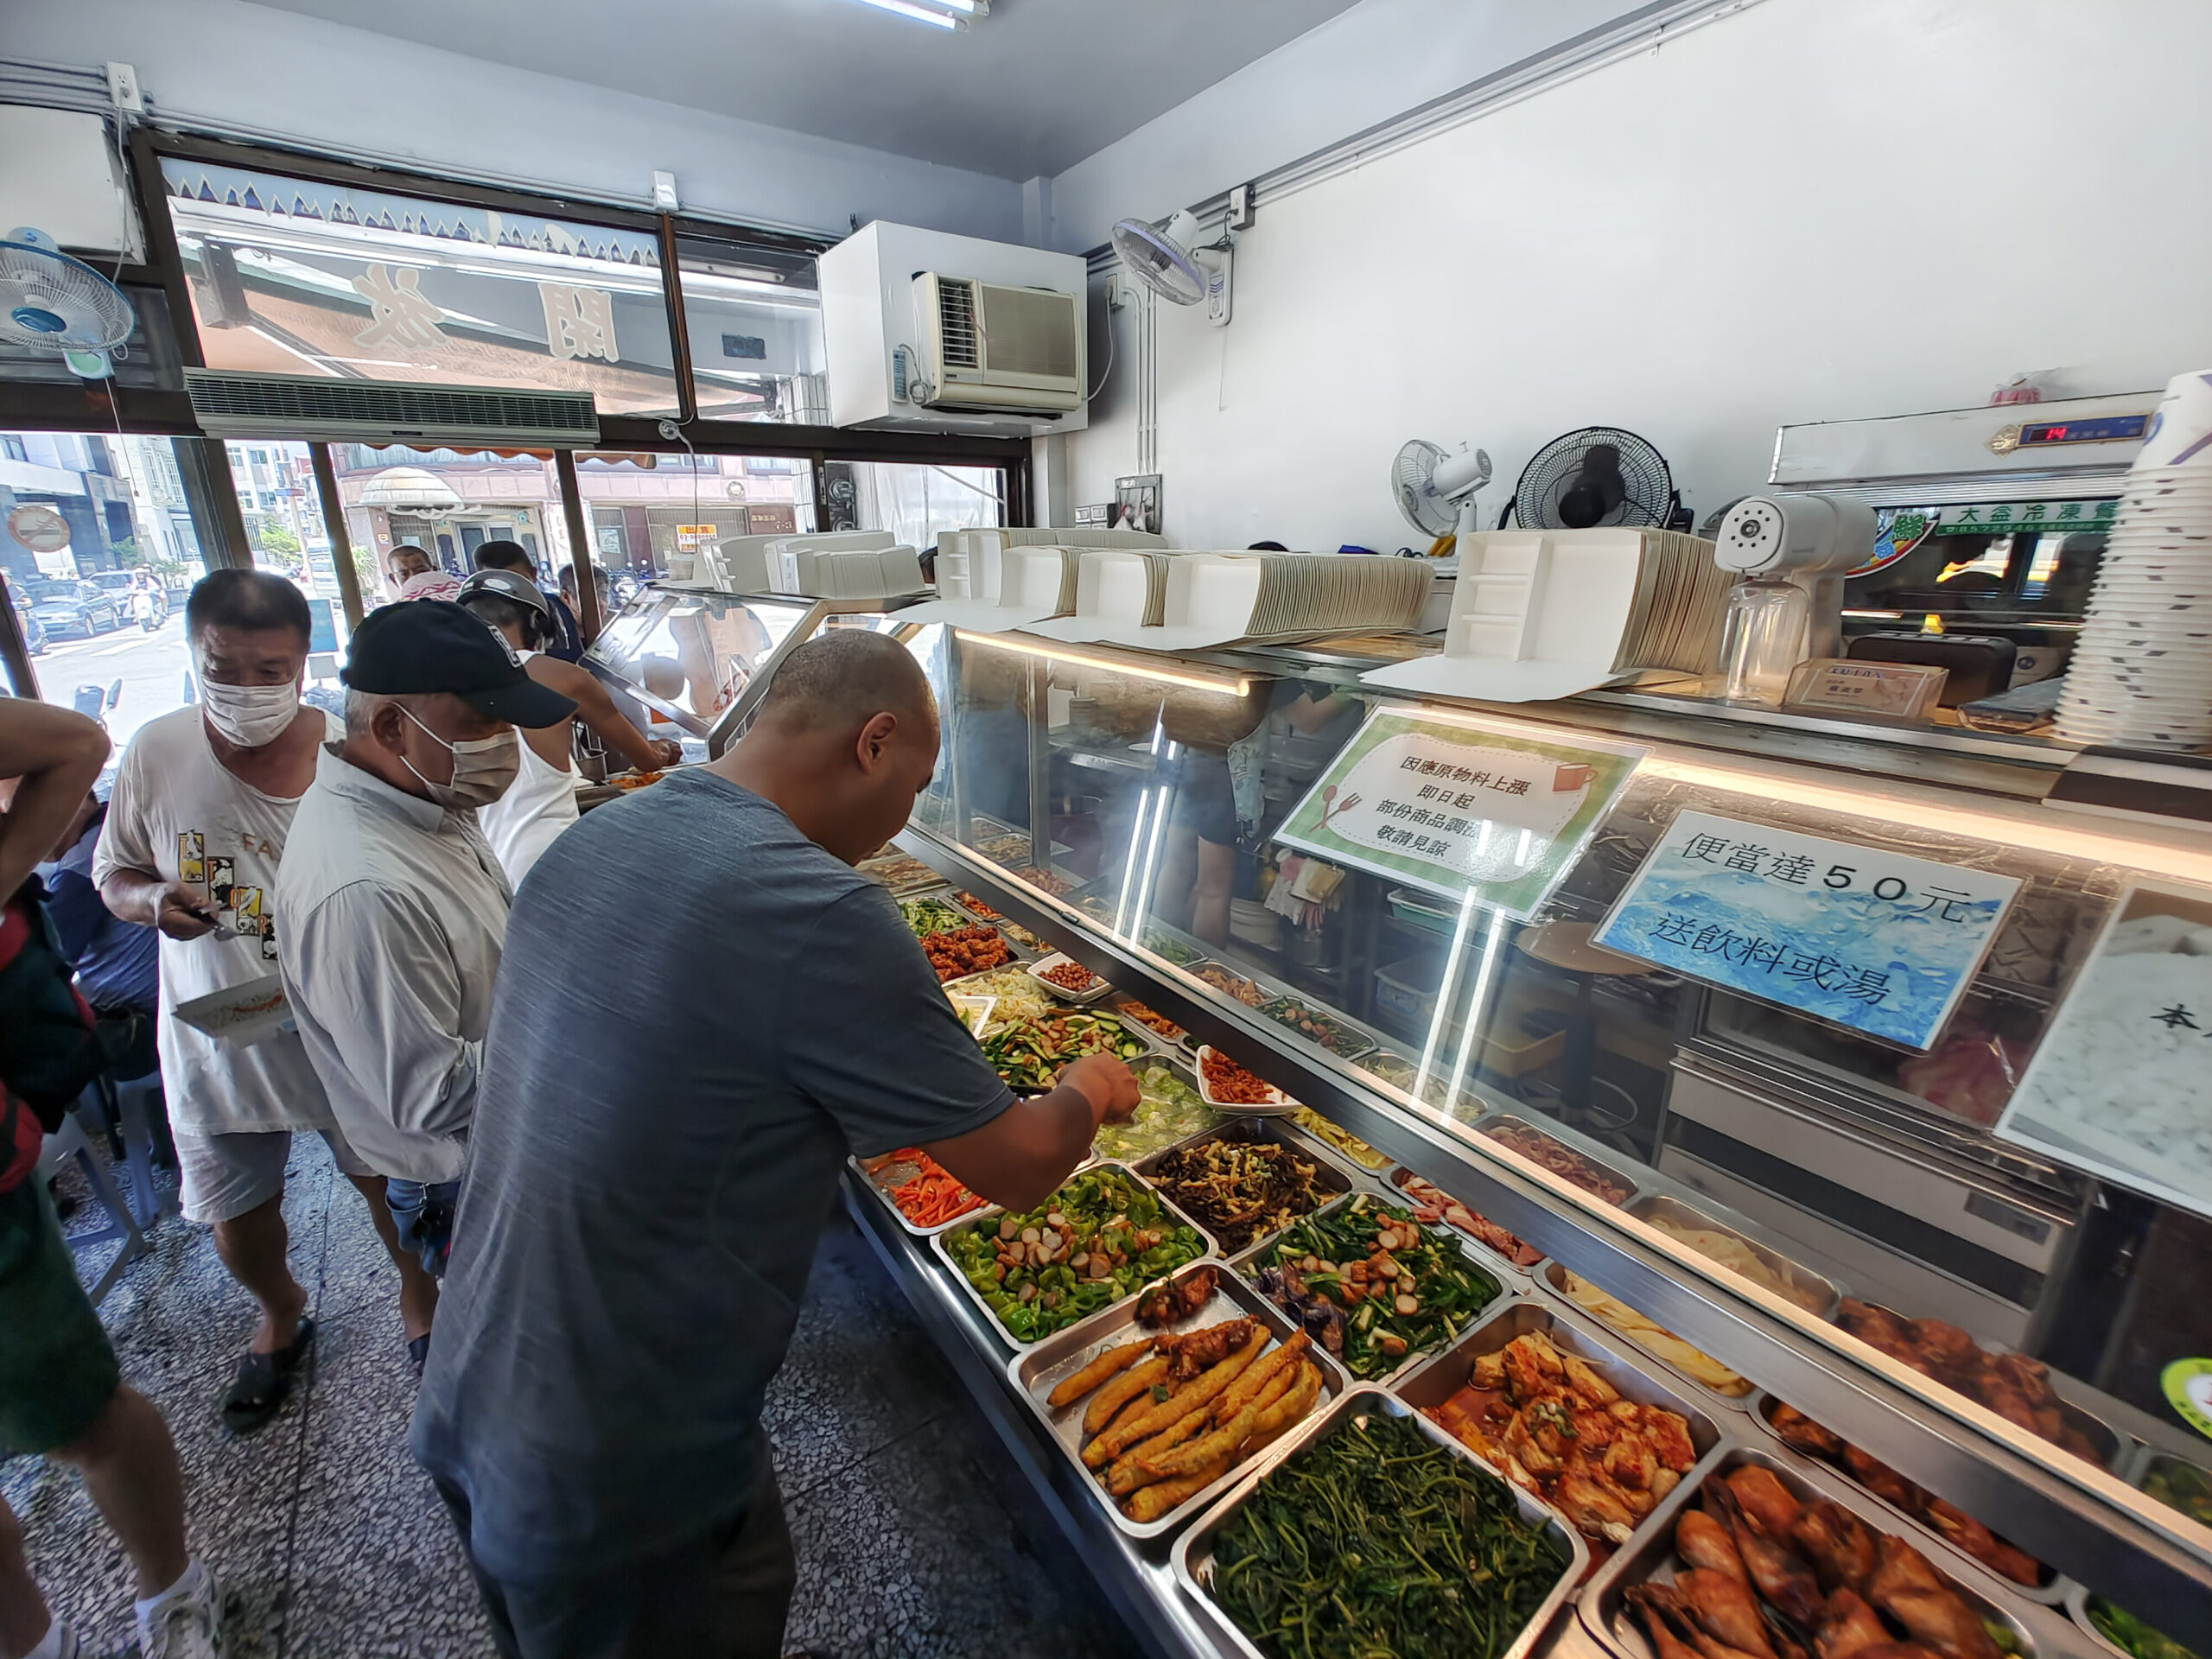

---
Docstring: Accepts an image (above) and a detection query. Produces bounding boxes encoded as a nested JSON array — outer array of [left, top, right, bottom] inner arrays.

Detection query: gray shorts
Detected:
[[175, 1124, 375, 1224]]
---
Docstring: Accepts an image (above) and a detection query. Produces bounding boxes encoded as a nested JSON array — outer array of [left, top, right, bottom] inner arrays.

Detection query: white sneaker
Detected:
[[135, 1560, 225, 1659]]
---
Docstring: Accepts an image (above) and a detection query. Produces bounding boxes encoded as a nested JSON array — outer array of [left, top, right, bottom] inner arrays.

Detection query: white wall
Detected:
[[1043, 0, 1654, 255], [11, 0, 1024, 243], [1064, 0, 2212, 552]]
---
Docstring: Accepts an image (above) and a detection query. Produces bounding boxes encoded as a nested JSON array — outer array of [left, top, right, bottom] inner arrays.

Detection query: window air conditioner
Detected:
[[911, 274, 1081, 414]]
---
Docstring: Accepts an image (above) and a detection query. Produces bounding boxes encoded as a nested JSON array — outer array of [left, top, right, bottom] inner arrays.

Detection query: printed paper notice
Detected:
[[1595, 809, 2020, 1051], [1274, 709, 1645, 921], [1995, 882, 2212, 1223]]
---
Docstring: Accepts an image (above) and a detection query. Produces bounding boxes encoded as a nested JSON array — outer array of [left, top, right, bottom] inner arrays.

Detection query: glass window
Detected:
[[674, 234, 825, 423], [577, 449, 814, 584], [822, 460, 1002, 548], [327, 442, 571, 605], [159, 157, 680, 416], [3, 431, 219, 751], [583, 588, 816, 733], [0, 283, 190, 391]]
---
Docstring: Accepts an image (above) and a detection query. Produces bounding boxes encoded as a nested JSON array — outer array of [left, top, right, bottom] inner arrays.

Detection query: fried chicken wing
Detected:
[[1789, 1501, 1878, 1595], [1713, 1484, 1826, 1630], [1769, 1402, 1847, 1460], [1815, 1590, 1892, 1659], [1840, 1445, 1925, 1513], [1632, 1586, 1715, 1659], [1865, 1534, 1945, 1603], [1876, 1589, 2001, 1659], [1676, 1508, 1748, 1585], [1919, 1499, 2044, 1587], [1726, 1466, 1805, 1537], [1675, 1567, 1782, 1659]]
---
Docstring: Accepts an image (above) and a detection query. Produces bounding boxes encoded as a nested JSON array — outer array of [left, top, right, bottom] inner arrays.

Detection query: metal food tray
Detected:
[[861, 855, 953, 895], [1110, 995, 1198, 1055], [1029, 951, 1116, 1004], [1835, 1300, 2125, 1472], [2128, 1445, 2212, 1522], [1085, 1049, 1225, 1169], [1173, 1385, 1591, 1659], [848, 1151, 992, 1240], [1391, 1299, 1736, 1562], [1625, 1194, 1843, 1321], [1578, 1443, 2050, 1659], [1389, 1164, 1548, 1274], [1477, 1113, 1642, 1207], [1539, 1262, 1758, 1412], [1744, 1391, 2069, 1604], [1255, 994, 1381, 1063], [1230, 1190, 1515, 1388], [2066, 1581, 2151, 1659], [1134, 1116, 1362, 1259], [1184, 957, 1275, 1012], [931, 1162, 1221, 1351], [1006, 1258, 1349, 1541]]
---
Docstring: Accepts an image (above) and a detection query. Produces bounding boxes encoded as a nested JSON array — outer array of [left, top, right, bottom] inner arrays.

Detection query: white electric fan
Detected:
[[0, 228, 135, 378], [1109, 210, 1232, 327], [1392, 439, 1493, 558]]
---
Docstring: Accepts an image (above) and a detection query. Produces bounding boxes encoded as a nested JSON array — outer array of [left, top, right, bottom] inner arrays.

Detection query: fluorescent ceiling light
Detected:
[[848, 0, 982, 28]]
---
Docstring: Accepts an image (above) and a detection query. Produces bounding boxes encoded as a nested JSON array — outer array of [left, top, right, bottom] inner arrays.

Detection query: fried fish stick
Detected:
[[1140, 1363, 1310, 1484], [1050, 1338, 1151, 1410], [1084, 1357, 1168, 1437], [1247, 1362, 1322, 1442], [1124, 1456, 1235, 1523], [1082, 1394, 1157, 1468], [1214, 1332, 1307, 1421], [1104, 1408, 1210, 1497], [1096, 1330, 1263, 1459]]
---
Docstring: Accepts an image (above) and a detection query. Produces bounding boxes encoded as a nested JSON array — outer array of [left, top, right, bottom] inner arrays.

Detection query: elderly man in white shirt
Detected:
[[96, 569, 440, 1433], [277, 600, 573, 1374]]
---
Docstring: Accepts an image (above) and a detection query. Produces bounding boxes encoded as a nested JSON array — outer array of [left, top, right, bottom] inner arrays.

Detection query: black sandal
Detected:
[[407, 1333, 431, 1380], [219, 1316, 315, 1433]]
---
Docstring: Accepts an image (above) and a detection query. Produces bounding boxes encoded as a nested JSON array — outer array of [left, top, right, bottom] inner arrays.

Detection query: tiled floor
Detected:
[[5, 1135, 1129, 1658]]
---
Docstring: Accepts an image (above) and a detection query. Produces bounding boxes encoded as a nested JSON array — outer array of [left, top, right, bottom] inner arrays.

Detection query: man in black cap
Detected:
[[276, 601, 575, 1372]]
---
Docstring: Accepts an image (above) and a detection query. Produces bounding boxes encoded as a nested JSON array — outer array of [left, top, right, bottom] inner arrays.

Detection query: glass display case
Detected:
[[582, 582, 938, 747], [861, 623, 2212, 1653]]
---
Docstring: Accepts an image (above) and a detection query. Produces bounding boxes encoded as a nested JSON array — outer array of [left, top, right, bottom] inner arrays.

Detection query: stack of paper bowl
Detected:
[[2056, 370, 2212, 751]]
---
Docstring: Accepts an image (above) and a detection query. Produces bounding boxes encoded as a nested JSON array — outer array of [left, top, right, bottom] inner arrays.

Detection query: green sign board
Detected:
[[1274, 709, 1646, 922], [1931, 499, 2117, 536]]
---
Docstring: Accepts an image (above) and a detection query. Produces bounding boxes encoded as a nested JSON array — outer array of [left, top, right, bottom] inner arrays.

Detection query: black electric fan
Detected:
[[1502, 426, 1692, 532]]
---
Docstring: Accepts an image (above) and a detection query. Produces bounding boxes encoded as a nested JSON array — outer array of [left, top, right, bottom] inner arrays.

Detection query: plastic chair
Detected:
[[35, 1105, 150, 1306]]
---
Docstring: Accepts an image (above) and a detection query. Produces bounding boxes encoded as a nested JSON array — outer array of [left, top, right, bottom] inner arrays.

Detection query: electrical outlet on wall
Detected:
[[105, 62, 143, 113]]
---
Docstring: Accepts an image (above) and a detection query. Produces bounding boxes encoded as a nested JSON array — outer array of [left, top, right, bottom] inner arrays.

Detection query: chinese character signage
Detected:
[[1994, 882, 2212, 1223], [1930, 499, 2116, 536], [1595, 809, 2021, 1050], [1274, 710, 1645, 921]]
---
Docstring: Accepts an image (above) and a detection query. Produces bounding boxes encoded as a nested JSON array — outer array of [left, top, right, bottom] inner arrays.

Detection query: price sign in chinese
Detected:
[[1274, 710, 1645, 921], [1595, 810, 2021, 1051], [1995, 881, 2212, 1224]]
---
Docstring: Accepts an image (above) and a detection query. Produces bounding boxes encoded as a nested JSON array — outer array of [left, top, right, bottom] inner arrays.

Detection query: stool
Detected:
[[35, 1106, 150, 1306], [88, 1071, 175, 1230]]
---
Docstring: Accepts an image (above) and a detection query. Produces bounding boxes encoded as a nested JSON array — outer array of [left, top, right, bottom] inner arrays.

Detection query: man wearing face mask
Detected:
[[276, 602, 574, 1364], [96, 571, 439, 1432]]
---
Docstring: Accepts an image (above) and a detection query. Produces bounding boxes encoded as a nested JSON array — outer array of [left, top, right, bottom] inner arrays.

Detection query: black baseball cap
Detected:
[[342, 599, 577, 727]]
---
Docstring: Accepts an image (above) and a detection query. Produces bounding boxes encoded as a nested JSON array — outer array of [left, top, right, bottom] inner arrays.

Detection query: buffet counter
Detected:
[[591, 583, 2212, 1656]]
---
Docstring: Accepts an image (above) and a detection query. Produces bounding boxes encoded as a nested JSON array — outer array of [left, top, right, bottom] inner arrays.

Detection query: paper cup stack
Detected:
[[2056, 368, 2212, 751]]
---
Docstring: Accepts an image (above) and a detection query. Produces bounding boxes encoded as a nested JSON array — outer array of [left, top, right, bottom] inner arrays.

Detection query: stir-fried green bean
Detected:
[[1211, 1412, 1568, 1659]]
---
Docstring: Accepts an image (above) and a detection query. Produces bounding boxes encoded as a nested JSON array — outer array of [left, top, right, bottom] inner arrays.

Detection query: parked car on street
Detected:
[[22, 578, 123, 640], [10, 587, 46, 655]]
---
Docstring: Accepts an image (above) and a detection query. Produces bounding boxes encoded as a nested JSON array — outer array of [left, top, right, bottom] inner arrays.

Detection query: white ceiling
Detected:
[[245, 0, 1364, 181]]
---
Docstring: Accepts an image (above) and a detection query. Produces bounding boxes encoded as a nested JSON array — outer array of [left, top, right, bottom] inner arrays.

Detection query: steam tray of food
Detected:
[[1237, 1192, 1503, 1382], [1028, 952, 1114, 1003], [1755, 1397, 2057, 1597], [1630, 1197, 1841, 1319], [1174, 1388, 1586, 1659], [1544, 1264, 1756, 1404], [1392, 1166, 1546, 1269], [1581, 1448, 2049, 1659], [979, 1013, 1152, 1092], [852, 1147, 988, 1236], [1089, 1061, 1229, 1166], [938, 1163, 1213, 1348], [1395, 1301, 1724, 1560], [1007, 1260, 1342, 1538], [1481, 1116, 1638, 1206], [919, 924, 1014, 982], [1135, 1118, 1354, 1255]]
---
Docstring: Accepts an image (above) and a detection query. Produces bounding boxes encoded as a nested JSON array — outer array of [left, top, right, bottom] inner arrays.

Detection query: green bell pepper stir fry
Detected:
[[1211, 1410, 1569, 1659], [1246, 1194, 1501, 1380], [2088, 1599, 2202, 1659], [946, 1166, 1206, 1344]]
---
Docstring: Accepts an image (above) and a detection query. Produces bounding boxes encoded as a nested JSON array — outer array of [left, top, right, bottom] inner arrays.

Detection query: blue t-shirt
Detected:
[[36, 808, 158, 1015], [410, 771, 1012, 1581]]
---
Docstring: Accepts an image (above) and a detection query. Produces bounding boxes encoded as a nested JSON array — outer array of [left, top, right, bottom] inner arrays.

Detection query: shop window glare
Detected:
[[579, 448, 814, 584], [674, 232, 827, 424], [159, 156, 681, 416]]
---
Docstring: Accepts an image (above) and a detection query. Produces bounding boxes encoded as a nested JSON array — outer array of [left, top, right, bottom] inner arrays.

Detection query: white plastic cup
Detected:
[[2134, 369, 2212, 472]]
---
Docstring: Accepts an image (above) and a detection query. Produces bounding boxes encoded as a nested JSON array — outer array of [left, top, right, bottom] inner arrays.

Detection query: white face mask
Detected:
[[200, 678, 300, 748], [399, 705, 520, 810]]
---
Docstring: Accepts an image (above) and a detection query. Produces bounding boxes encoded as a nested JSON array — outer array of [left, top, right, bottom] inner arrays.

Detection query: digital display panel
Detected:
[[2018, 414, 2150, 446]]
